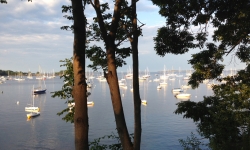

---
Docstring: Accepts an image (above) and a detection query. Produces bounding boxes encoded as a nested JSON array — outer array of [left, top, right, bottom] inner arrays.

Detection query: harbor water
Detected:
[[0, 73, 213, 150]]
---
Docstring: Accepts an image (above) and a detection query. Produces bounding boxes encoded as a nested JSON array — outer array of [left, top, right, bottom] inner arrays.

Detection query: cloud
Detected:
[[0, 0, 245, 73]]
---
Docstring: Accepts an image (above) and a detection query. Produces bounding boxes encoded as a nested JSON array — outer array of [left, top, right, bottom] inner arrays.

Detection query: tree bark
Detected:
[[71, 0, 89, 149], [91, 0, 133, 149], [131, 0, 141, 149], [106, 45, 133, 149]]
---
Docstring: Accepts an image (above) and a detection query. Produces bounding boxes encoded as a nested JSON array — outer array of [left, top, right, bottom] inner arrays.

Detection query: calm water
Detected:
[[0, 73, 213, 150]]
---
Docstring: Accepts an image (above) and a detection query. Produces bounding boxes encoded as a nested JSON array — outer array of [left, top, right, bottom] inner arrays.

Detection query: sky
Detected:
[[0, 0, 246, 73]]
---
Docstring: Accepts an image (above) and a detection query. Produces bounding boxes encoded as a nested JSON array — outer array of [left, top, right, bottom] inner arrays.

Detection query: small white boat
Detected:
[[153, 78, 160, 82], [159, 81, 168, 85], [169, 77, 175, 80], [139, 76, 146, 80], [68, 101, 95, 107], [87, 81, 93, 88], [125, 66, 133, 79], [27, 112, 40, 119], [121, 85, 128, 89], [87, 101, 94, 105], [14, 78, 25, 81], [176, 74, 183, 77], [176, 93, 191, 99], [172, 88, 183, 92], [119, 80, 126, 86], [141, 100, 147, 104], [157, 85, 162, 89]]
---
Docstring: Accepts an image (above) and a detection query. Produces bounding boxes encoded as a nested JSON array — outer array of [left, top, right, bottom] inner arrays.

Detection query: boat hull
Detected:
[[34, 89, 46, 94], [172, 88, 183, 92], [27, 112, 40, 119], [176, 93, 191, 99]]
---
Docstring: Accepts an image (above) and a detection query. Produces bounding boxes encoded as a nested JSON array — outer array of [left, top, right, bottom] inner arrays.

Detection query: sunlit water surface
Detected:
[[0, 73, 213, 150]]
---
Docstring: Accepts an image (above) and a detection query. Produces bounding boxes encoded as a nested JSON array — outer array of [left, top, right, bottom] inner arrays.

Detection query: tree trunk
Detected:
[[131, 0, 141, 149], [91, 0, 133, 149], [71, 0, 89, 149], [106, 41, 133, 149]]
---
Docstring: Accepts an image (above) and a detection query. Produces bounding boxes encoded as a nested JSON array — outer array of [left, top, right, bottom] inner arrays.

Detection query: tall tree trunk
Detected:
[[106, 41, 133, 150], [131, 0, 141, 149], [71, 0, 89, 149], [92, 0, 133, 149]]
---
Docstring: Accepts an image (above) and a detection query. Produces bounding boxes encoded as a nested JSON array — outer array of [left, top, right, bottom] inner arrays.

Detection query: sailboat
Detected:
[[120, 71, 126, 81], [33, 79, 46, 94], [27, 70, 33, 79], [25, 86, 40, 119], [14, 71, 25, 81], [157, 84, 162, 89], [47, 70, 56, 79], [175, 93, 191, 99], [33, 66, 47, 94], [160, 65, 169, 80], [176, 67, 183, 77], [125, 66, 133, 79], [172, 88, 183, 92], [159, 65, 168, 85], [68, 100, 95, 108], [142, 67, 150, 78], [6, 71, 12, 80], [27, 110, 40, 119], [175, 87, 191, 100], [139, 69, 146, 80]]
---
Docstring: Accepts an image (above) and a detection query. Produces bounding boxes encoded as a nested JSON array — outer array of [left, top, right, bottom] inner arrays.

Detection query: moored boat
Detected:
[[175, 93, 191, 99], [27, 112, 40, 119], [172, 88, 183, 92], [141, 100, 147, 104]]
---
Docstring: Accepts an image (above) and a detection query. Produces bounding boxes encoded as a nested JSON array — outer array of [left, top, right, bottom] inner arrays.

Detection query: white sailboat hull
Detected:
[[176, 93, 191, 98], [27, 112, 40, 119], [172, 88, 183, 92]]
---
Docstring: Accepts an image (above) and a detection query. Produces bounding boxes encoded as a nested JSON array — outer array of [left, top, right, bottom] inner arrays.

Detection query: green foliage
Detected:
[[179, 132, 209, 150], [89, 132, 133, 150], [188, 43, 225, 88], [0, 70, 26, 76], [152, 0, 250, 149], [153, 27, 196, 56], [152, 0, 250, 86], [0, 70, 8, 76], [60, 1, 139, 73], [175, 67, 250, 149], [51, 58, 74, 123], [85, 0, 144, 72], [85, 45, 131, 72]]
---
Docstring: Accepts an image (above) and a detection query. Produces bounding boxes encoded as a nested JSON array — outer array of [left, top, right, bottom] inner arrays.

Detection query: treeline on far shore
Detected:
[[0, 69, 63, 76]]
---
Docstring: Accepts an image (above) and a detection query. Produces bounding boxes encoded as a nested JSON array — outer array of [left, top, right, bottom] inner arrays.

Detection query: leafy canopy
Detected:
[[152, 0, 250, 149], [85, 0, 143, 73], [152, 0, 250, 87]]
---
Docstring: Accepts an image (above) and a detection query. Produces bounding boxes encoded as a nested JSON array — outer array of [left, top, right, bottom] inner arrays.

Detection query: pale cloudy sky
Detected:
[[0, 0, 245, 73]]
